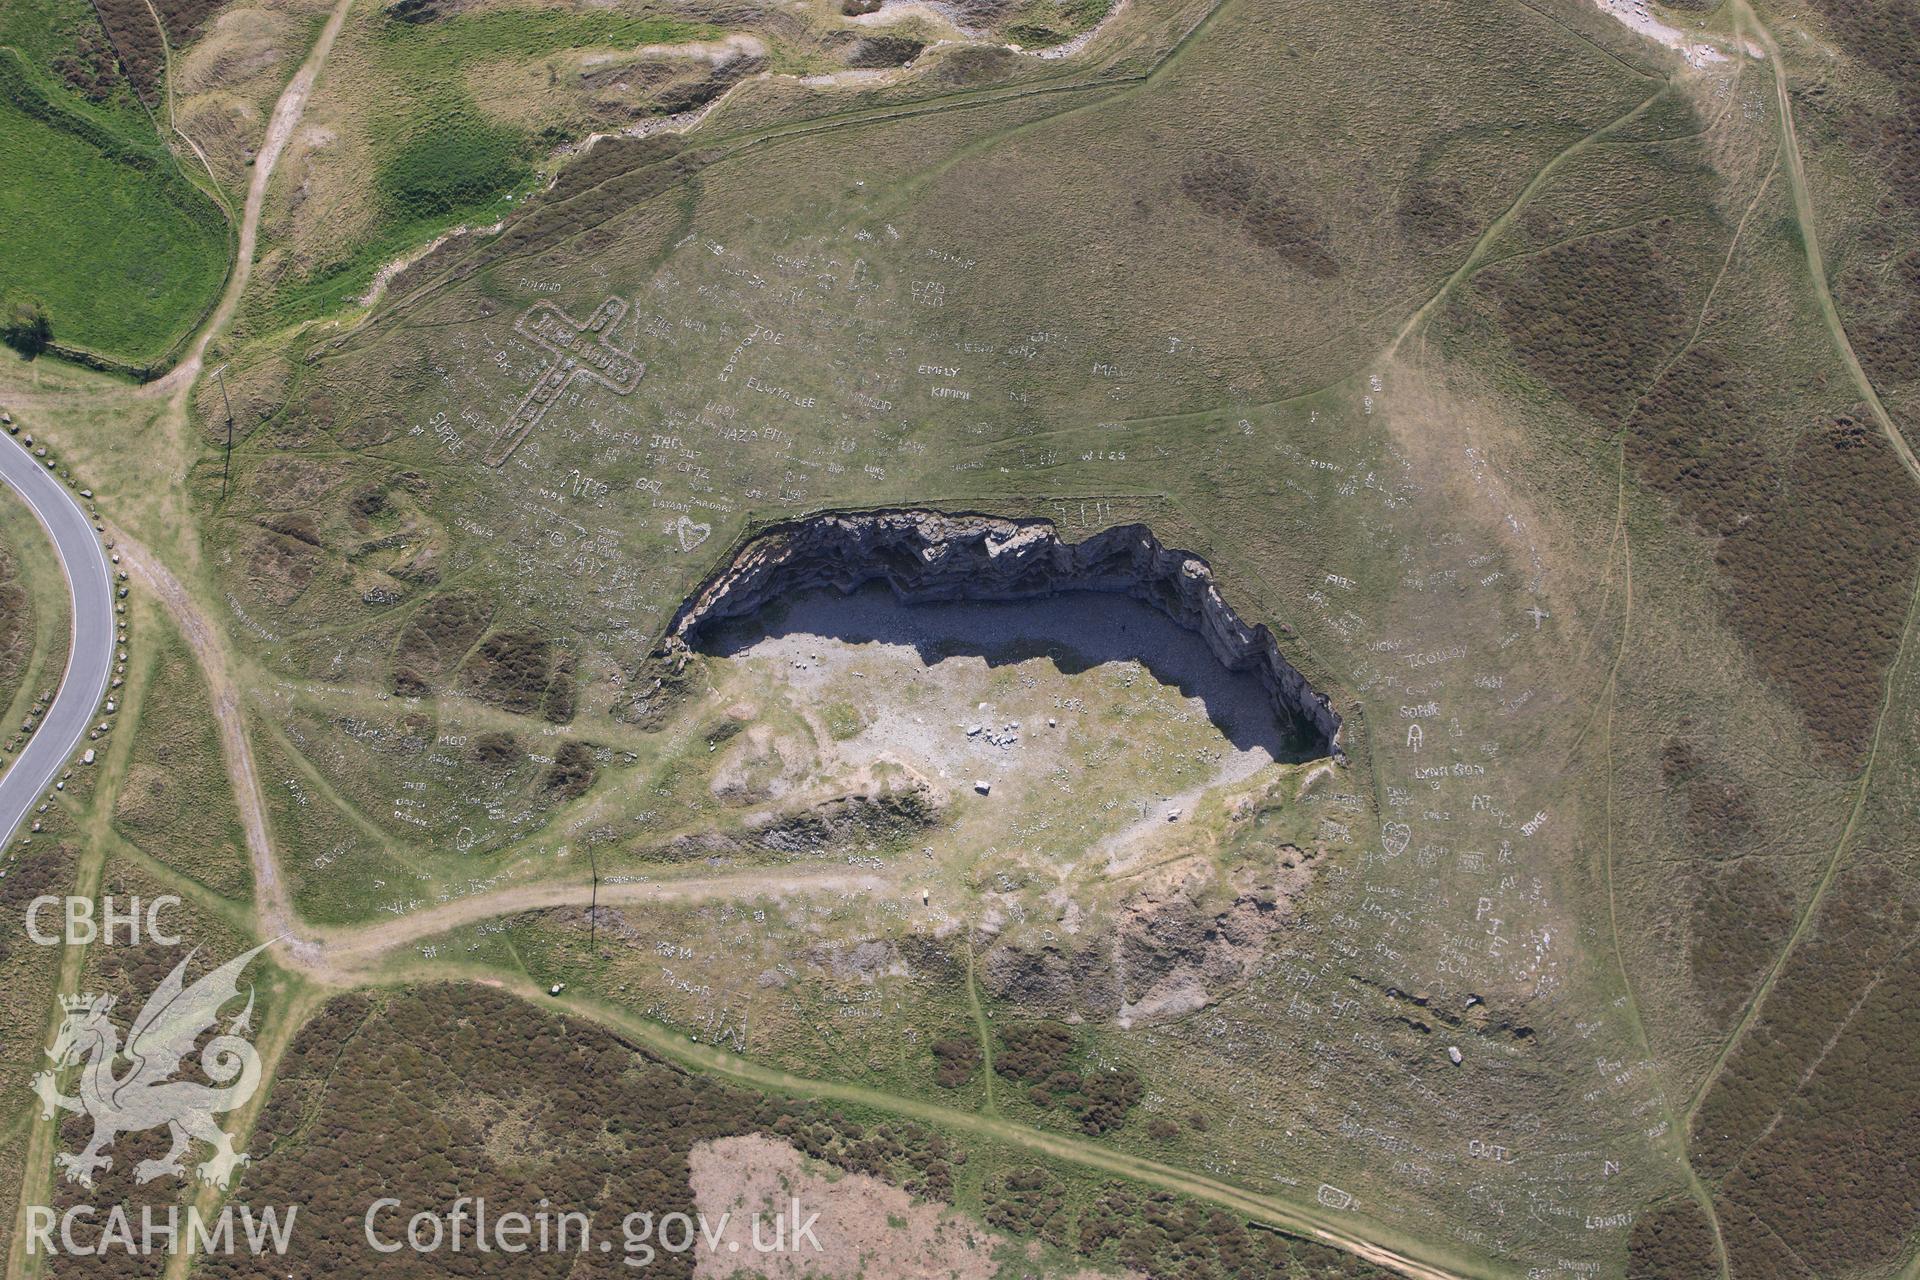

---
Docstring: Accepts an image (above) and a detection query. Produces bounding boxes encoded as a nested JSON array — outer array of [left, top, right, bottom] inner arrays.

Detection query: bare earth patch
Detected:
[[1587, 0, 1760, 66], [690, 1134, 1129, 1280]]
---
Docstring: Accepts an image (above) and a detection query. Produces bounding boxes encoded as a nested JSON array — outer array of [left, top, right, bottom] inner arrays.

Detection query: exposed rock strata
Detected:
[[665, 509, 1342, 758], [981, 846, 1320, 1026]]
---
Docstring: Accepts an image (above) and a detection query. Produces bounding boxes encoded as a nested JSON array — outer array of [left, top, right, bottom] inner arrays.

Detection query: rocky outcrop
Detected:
[[980, 847, 1320, 1026], [665, 509, 1342, 758], [640, 779, 938, 863]]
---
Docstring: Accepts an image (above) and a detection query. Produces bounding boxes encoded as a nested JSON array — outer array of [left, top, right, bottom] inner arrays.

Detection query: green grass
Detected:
[[251, 11, 722, 330], [0, 51, 228, 366], [0, 0, 75, 67], [110, 631, 254, 901], [376, 111, 529, 225], [0, 0, 146, 125], [1002, 0, 1115, 46], [257, 100, 536, 329]]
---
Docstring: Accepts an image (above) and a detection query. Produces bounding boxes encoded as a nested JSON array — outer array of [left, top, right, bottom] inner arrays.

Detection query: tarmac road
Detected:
[[0, 432, 114, 850]]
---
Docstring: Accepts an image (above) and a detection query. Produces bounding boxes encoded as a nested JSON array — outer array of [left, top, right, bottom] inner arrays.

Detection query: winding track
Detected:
[[0, 434, 115, 850]]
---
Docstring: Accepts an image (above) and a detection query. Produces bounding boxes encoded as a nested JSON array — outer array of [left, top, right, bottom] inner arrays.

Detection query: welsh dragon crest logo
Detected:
[[32, 941, 272, 1188]]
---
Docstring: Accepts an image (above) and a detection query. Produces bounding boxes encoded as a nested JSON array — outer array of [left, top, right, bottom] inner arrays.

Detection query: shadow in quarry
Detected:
[[700, 582, 1324, 764]]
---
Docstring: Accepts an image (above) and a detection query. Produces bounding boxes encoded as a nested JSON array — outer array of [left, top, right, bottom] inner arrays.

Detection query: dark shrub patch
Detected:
[[49, 23, 123, 103], [1479, 221, 1690, 419], [1689, 861, 1793, 1025], [86, 0, 165, 103], [392, 590, 490, 694], [995, 1019, 1139, 1133], [931, 45, 1018, 86], [543, 649, 577, 724], [152, 0, 221, 43], [457, 628, 553, 713], [1625, 1198, 1718, 1280], [1693, 869, 1918, 1178], [995, 1018, 1076, 1084], [541, 740, 596, 799], [1708, 879, 1920, 1275], [471, 730, 520, 768], [982, 1165, 1069, 1242], [1180, 152, 1340, 277], [1396, 176, 1473, 248], [1627, 348, 1920, 762], [0, 295, 52, 358], [1660, 735, 1757, 860], [931, 1036, 980, 1087], [1714, 417, 1920, 760], [1624, 346, 1772, 537]]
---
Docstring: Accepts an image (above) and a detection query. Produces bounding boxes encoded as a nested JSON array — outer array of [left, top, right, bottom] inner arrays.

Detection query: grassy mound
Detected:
[[376, 113, 529, 225]]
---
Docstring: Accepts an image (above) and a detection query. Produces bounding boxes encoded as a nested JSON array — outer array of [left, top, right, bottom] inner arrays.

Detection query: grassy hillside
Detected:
[[0, 50, 228, 369], [4, 0, 1919, 1276]]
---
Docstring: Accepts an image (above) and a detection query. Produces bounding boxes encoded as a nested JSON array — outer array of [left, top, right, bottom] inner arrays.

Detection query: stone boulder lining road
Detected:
[[0, 432, 115, 850]]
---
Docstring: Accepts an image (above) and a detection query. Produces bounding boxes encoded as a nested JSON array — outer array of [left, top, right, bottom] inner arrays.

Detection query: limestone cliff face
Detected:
[[666, 510, 1342, 759]]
